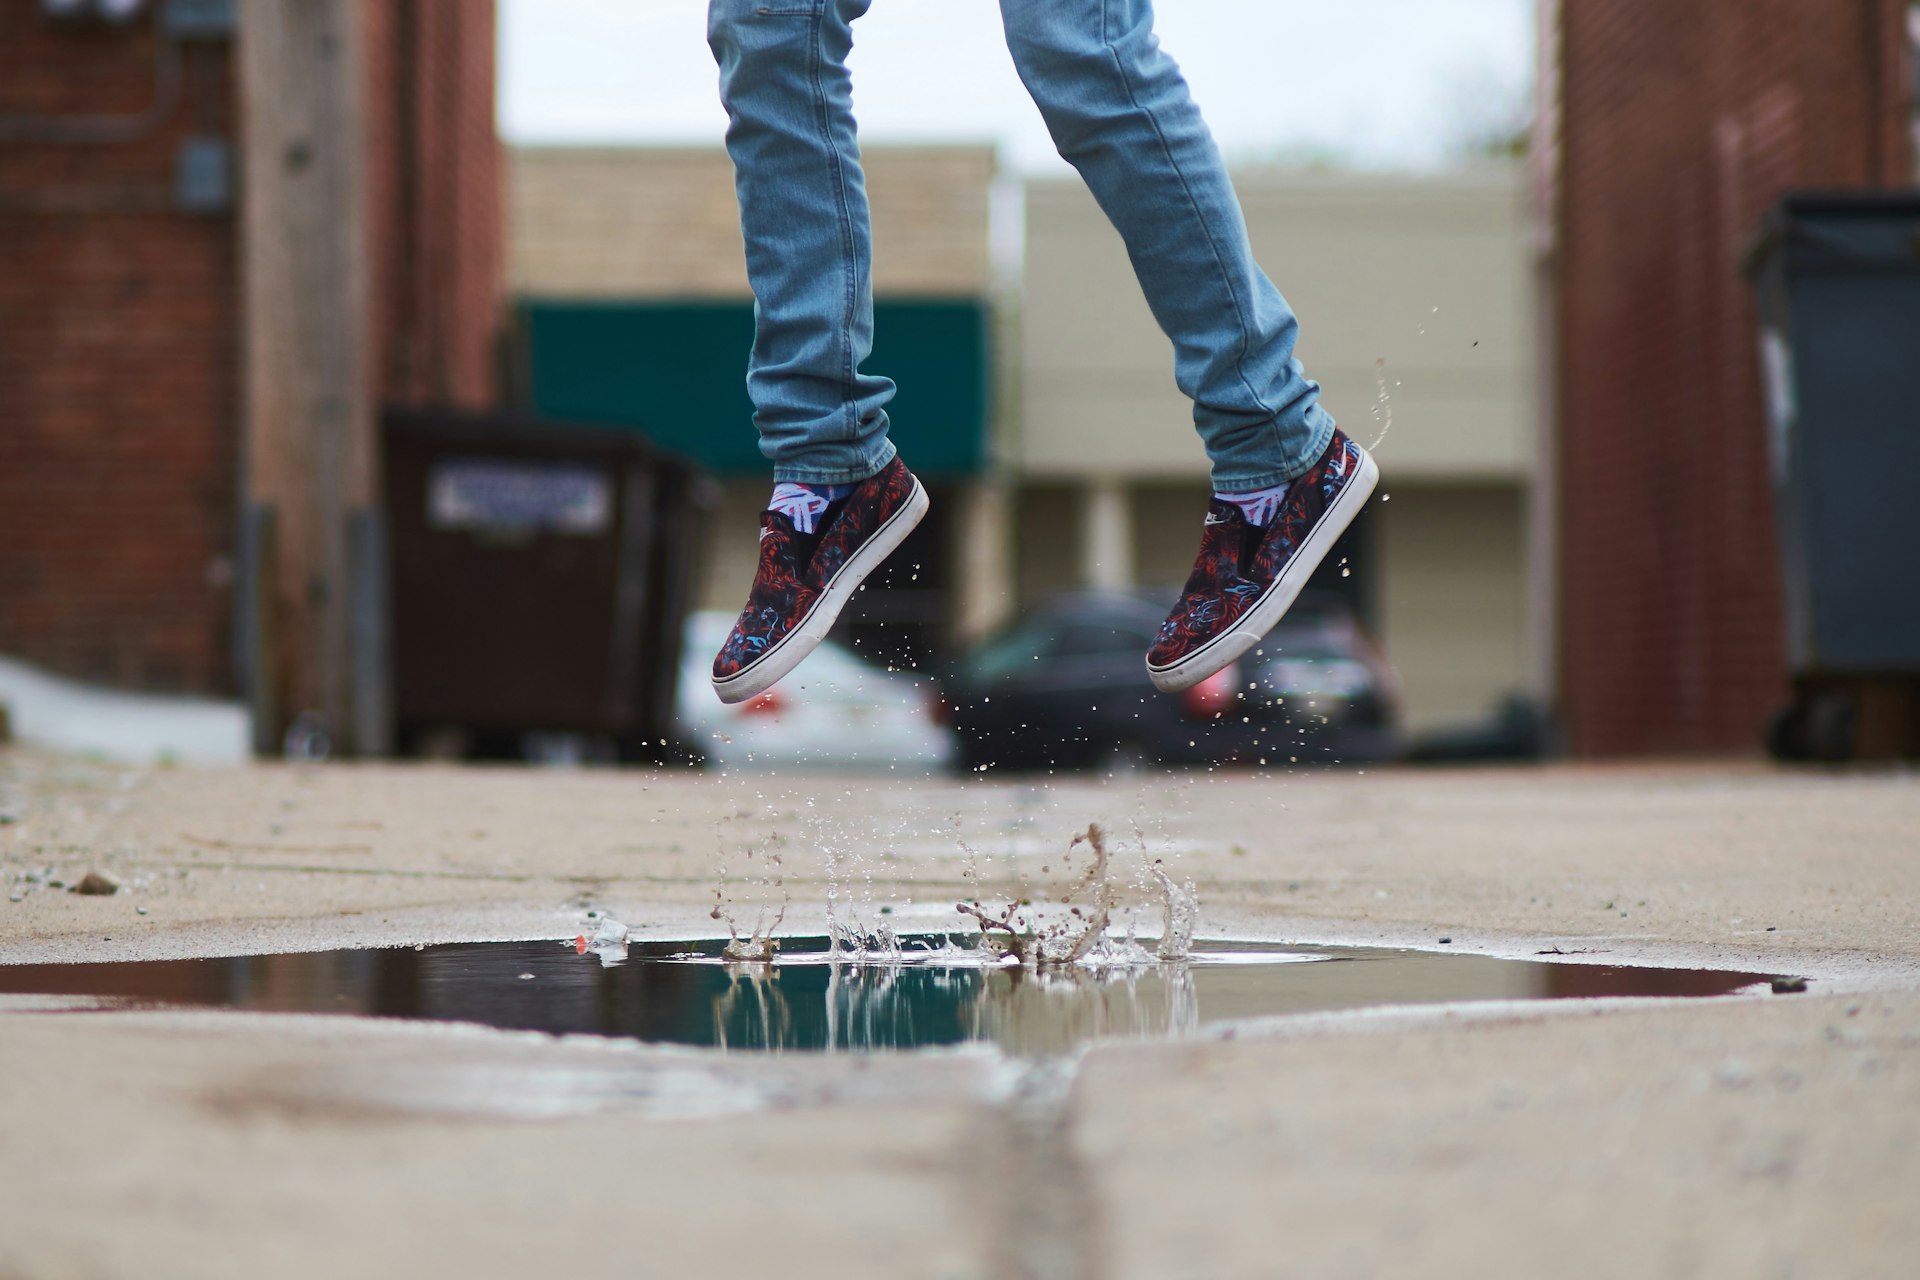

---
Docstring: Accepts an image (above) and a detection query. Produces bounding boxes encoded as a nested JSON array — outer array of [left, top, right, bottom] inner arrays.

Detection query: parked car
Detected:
[[677, 611, 955, 771], [941, 592, 1403, 772]]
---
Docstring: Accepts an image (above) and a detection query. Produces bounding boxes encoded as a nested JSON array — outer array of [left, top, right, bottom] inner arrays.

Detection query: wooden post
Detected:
[[237, 0, 381, 755]]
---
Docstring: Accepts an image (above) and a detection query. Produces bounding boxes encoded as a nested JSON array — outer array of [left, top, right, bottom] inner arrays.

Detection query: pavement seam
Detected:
[[993, 1056, 1104, 1280]]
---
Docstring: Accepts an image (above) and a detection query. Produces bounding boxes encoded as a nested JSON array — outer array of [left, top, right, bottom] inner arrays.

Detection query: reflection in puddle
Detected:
[[710, 960, 1207, 1055], [0, 938, 1781, 1056]]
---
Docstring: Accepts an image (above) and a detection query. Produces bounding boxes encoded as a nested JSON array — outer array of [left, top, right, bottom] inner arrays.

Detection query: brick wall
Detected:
[[0, 9, 240, 694], [0, 2, 501, 701], [1554, 0, 1912, 754]]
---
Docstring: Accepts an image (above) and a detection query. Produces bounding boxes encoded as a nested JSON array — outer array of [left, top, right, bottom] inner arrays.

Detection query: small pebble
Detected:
[[1437, 937, 1452, 945], [1771, 977, 1808, 994], [73, 871, 120, 896]]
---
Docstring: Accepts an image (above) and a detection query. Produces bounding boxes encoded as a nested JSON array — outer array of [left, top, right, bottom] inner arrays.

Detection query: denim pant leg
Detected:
[[708, 0, 897, 485], [1000, 0, 1334, 489]]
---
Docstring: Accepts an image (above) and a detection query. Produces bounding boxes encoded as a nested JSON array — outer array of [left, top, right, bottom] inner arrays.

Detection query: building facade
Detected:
[[1545, 0, 1914, 754], [0, 0, 502, 751], [1018, 168, 1544, 734], [1, 2, 245, 696]]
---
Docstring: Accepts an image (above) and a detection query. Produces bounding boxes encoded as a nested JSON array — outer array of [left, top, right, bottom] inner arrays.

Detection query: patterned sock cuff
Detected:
[[1214, 480, 1291, 527], [769, 482, 855, 534]]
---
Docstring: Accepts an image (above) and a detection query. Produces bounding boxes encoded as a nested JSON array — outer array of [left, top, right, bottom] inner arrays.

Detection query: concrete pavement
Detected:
[[2, 750, 1917, 1278]]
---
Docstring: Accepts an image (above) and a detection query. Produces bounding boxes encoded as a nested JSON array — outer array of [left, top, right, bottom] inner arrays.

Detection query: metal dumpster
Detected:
[[1749, 192, 1920, 759], [383, 409, 709, 761]]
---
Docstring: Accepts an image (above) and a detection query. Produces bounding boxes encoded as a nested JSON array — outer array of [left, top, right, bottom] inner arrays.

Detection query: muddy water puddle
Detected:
[[0, 938, 1780, 1057]]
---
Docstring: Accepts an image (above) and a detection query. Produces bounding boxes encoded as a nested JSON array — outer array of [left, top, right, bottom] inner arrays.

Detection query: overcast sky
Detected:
[[499, 0, 1536, 173]]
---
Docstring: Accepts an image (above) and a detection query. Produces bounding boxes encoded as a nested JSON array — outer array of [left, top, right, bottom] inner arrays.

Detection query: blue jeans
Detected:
[[708, 0, 1335, 490]]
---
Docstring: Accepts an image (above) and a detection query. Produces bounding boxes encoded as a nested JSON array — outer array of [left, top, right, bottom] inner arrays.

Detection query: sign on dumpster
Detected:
[[426, 459, 612, 535]]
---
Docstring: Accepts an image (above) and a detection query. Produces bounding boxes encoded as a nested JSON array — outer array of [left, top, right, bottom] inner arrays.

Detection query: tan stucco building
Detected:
[[1015, 167, 1544, 732]]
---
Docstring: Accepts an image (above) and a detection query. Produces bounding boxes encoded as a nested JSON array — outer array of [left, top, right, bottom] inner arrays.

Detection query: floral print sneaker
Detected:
[[1147, 429, 1378, 693], [710, 457, 928, 704]]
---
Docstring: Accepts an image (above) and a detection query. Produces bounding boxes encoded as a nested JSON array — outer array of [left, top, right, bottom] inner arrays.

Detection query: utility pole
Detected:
[[236, 0, 386, 757]]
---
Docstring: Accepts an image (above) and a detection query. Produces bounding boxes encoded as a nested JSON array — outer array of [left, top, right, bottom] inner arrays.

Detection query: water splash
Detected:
[[813, 807, 907, 963], [955, 823, 1188, 970], [1370, 356, 1396, 452], [710, 842, 788, 962], [1151, 862, 1199, 962]]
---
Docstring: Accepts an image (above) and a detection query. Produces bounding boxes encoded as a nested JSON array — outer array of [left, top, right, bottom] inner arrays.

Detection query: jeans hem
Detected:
[[1208, 407, 1337, 491], [770, 437, 897, 486]]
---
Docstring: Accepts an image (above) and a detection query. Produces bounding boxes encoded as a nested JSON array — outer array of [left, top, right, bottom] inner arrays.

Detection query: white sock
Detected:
[[769, 482, 854, 534], [1215, 480, 1290, 527]]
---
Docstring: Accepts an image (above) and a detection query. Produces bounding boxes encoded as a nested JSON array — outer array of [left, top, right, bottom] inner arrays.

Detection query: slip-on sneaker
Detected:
[[710, 457, 928, 705], [1147, 429, 1378, 693]]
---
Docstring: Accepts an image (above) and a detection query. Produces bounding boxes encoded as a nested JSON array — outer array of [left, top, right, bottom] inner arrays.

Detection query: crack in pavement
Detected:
[[992, 1057, 1104, 1280]]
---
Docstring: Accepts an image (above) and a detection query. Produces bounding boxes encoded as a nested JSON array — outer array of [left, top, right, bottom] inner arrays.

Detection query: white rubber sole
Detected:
[[1147, 444, 1379, 694], [711, 478, 930, 705]]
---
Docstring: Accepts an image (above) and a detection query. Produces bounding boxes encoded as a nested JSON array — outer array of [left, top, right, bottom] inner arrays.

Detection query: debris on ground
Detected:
[[73, 871, 121, 896], [574, 915, 629, 966]]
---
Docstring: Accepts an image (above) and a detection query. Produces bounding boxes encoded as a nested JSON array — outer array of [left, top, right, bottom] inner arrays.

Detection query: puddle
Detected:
[[0, 938, 1780, 1057]]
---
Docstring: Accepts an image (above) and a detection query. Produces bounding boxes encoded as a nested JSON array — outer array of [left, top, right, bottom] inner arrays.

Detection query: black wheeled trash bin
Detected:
[[1749, 192, 1920, 760]]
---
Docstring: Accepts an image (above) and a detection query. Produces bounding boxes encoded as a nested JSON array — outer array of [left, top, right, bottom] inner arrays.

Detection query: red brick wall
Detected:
[[0, 2, 501, 700], [0, 9, 240, 694], [1554, 0, 1912, 755]]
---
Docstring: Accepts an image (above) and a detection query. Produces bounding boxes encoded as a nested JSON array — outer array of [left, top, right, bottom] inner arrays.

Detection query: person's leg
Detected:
[[708, 0, 895, 486], [1000, 0, 1375, 693], [704, 0, 928, 704], [998, 0, 1334, 490]]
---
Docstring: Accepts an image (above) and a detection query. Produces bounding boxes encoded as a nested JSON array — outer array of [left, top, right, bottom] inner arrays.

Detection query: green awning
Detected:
[[515, 298, 990, 476]]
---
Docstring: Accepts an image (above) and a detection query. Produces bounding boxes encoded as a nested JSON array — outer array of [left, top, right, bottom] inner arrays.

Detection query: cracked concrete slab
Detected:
[[1072, 988, 1920, 1279], [0, 1008, 1007, 1280], [2, 750, 1918, 1278]]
